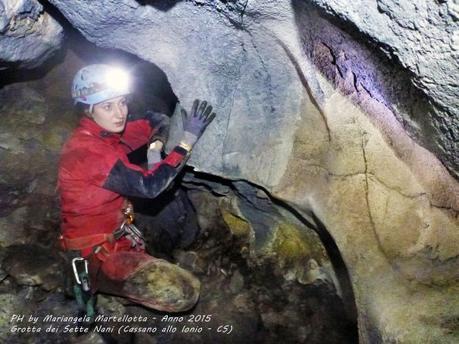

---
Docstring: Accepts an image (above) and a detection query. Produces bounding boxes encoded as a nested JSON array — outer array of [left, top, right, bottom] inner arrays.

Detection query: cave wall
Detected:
[[1, 0, 458, 342], [308, 0, 459, 177], [0, 0, 63, 69]]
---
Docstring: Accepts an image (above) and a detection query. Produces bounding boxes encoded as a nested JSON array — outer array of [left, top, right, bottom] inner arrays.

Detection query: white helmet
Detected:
[[71, 64, 131, 110]]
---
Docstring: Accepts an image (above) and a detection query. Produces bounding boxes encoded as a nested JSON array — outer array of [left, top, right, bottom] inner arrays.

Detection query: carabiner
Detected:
[[71, 257, 88, 285]]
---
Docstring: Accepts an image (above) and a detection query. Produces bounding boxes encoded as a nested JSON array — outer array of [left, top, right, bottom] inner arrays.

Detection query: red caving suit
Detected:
[[58, 111, 200, 312]]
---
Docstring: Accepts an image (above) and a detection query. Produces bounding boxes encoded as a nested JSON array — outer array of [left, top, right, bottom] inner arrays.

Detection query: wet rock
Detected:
[[0, 81, 69, 235], [0, 85, 47, 124], [0, 206, 28, 247], [0, 269, 6, 283], [187, 180, 338, 291], [221, 210, 251, 239], [298, 259, 331, 286], [0, 132, 23, 153], [96, 294, 127, 315], [173, 250, 206, 274], [0, 203, 59, 249], [183, 184, 355, 343], [264, 223, 325, 267], [3, 244, 63, 291], [0, 84, 58, 203], [0, 291, 28, 342], [228, 270, 244, 294], [178, 293, 260, 344], [22, 293, 102, 344]]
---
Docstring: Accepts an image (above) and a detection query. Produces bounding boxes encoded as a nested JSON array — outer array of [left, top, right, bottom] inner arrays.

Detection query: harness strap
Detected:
[[59, 233, 114, 251]]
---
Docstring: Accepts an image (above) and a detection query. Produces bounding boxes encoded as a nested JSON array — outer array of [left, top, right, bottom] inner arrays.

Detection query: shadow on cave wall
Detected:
[[184, 171, 358, 326], [135, 0, 184, 11], [277, 199, 358, 324]]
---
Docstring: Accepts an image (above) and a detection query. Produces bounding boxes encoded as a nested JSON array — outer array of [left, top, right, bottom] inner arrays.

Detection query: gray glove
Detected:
[[147, 141, 163, 169], [180, 99, 216, 148]]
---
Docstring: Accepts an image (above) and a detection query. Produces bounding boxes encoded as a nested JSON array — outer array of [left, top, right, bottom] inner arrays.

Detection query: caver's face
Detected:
[[90, 95, 128, 133]]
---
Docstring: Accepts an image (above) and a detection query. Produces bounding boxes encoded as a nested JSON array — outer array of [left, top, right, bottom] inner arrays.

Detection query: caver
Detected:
[[58, 64, 215, 316]]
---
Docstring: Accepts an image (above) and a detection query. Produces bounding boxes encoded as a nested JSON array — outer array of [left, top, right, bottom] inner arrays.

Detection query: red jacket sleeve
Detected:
[[102, 146, 190, 199]]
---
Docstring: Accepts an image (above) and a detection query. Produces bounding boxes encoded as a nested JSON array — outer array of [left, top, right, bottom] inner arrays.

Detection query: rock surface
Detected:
[[309, 0, 459, 176], [0, 0, 64, 69], [174, 183, 355, 343], [3, 244, 63, 291], [4, 0, 459, 342], [0, 79, 73, 246]]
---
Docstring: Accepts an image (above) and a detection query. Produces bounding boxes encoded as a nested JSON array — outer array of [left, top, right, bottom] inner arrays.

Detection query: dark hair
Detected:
[[74, 102, 91, 117]]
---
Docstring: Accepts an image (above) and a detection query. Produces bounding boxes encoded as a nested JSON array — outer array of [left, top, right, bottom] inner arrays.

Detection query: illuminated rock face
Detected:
[[6, 0, 459, 342], [47, 0, 458, 178], [0, 0, 63, 69], [309, 0, 459, 178]]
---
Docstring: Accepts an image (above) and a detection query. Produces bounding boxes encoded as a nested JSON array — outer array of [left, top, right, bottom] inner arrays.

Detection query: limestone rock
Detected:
[[309, 0, 459, 175], [8, 0, 459, 341], [47, 0, 458, 177], [3, 244, 63, 291], [0, 291, 28, 342], [0, 82, 70, 227], [0, 0, 63, 69], [228, 270, 244, 293], [0, 206, 28, 247], [186, 180, 339, 291]]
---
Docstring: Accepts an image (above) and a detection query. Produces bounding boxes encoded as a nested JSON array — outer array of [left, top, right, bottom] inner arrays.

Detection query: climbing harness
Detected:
[[113, 221, 145, 250], [71, 257, 96, 321], [60, 202, 145, 319], [60, 201, 146, 319], [59, 202, 145, 252], [116, 202, 145, 250]]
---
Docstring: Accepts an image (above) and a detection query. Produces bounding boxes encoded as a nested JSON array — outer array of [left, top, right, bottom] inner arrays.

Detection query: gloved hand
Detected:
[[180, 99, 216, 150], [150, 113, 170, 144], [147, 141, 163, 169]]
